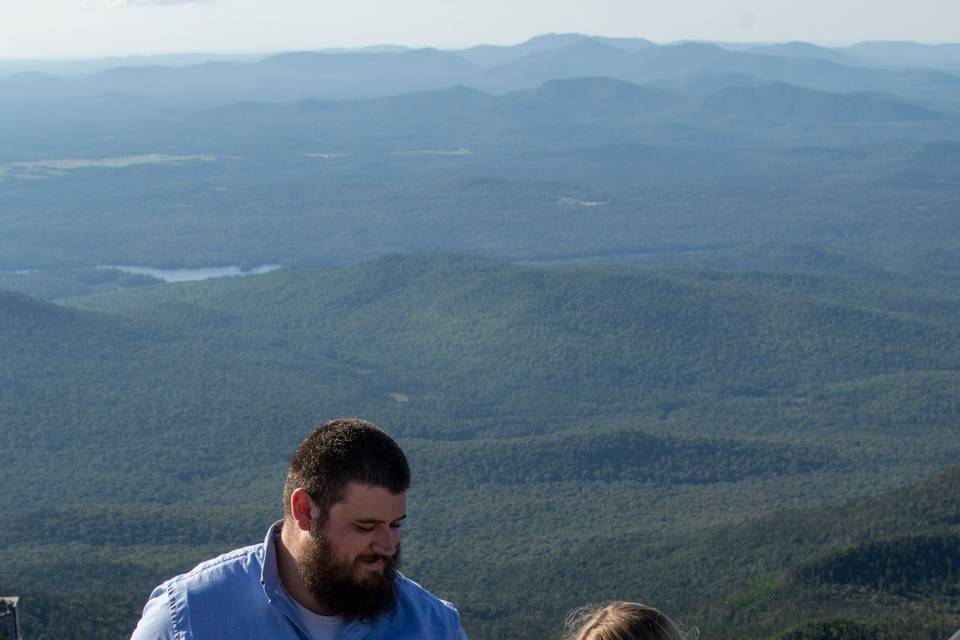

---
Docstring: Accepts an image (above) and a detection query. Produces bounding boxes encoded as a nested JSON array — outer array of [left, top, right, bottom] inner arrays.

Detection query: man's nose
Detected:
[[372, 527, 399, 556]]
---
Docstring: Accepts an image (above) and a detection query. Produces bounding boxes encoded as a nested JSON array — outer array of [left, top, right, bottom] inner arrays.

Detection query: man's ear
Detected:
[[289, 488, 315, 532]]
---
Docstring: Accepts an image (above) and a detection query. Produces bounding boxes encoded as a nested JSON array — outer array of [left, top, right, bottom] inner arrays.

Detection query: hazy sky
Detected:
[[2, 0, 958, 60]]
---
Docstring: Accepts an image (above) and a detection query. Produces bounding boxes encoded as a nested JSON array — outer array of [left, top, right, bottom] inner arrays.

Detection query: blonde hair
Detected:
[[566, 602, 685, 640]]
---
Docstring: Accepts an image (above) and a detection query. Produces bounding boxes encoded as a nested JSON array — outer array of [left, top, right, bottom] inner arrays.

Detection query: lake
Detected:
[[101, 264, 283, 283]]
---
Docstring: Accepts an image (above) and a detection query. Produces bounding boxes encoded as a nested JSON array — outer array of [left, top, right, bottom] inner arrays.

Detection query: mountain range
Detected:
[[2, 32, 960, 640], [2, 34, 959, 111]]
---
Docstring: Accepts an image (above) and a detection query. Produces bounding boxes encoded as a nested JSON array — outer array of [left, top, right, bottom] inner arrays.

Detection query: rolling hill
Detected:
[[1, 254, 959, 638]]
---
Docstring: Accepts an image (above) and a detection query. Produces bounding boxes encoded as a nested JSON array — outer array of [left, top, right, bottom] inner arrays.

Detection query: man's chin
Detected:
[[358, 558, 386, 575], [356, 563, 397, 588]]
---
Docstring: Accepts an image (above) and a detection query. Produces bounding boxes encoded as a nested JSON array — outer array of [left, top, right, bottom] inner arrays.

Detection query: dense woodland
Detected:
[[1, 34, 959, 640]]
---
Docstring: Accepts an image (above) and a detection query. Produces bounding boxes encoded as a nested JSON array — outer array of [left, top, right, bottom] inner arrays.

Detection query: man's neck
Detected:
[[276, 521, 333, 615]]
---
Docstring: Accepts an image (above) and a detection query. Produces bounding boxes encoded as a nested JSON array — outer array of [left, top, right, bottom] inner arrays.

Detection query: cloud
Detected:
[[104, 0, 214, 7]]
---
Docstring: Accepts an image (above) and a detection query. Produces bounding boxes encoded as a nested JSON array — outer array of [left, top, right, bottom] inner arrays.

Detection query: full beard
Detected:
[[297, 525, 400, 622]]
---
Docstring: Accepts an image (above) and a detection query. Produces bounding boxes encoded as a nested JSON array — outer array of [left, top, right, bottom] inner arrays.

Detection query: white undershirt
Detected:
[[289, 596, 343, 640], [273, 526, 343, 640]]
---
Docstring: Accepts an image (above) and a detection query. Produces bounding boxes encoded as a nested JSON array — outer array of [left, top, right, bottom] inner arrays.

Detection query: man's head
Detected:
[[283, 418, 410, 620], [284, 417, 410, 526]]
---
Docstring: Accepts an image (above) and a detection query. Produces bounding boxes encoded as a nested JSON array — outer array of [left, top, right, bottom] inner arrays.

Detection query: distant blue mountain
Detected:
[[746, 41, 869, 66], [845, 41, 960, 73], [699, 82, 944, 122], [649, 72, 771, 96], [601, 43, 960, 110], [260, 47, 474, 75], [454, 33, 652, 68], [490, 77, 683, 121], [455, 33, 592, 68], [2, 34, 958, 109], [474, 39, 631, 91], [68, 48, 477, 102], [0, 52, 266, 78], [590, 35, 656, 52]]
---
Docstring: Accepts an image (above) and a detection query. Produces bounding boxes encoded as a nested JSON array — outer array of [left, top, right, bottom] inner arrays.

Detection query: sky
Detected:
[[2, 0, 959, 60]]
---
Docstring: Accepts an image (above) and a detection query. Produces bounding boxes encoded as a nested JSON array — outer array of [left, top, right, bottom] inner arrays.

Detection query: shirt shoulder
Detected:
[[394, 572, 464, 635], [130, 585, 176, 640], [166, 542, 264, 589], [130, 543, 266, 639]]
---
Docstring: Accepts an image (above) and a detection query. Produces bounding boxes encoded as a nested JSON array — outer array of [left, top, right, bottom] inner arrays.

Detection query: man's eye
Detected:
[[354, 524, 375, 532], [390, 522, 403, 529]]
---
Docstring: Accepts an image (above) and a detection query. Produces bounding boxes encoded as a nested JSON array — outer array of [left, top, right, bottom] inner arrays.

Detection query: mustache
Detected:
[[357, 553, 394, 563]]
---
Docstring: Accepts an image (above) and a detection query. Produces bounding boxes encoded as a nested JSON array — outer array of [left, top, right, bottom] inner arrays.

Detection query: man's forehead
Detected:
[[334, 482, 406, 513]]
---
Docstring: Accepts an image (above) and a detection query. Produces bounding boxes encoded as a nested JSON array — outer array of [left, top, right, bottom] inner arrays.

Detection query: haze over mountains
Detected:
[[3, 34, 960, 110], [1, 33, 960, 640]]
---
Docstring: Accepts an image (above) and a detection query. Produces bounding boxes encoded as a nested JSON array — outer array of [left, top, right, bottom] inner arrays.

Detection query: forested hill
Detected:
[[689, 463, 960, 639], [53, 254, 957, 429], [4, 253, 959, 501], [2, 254, 959, 639]]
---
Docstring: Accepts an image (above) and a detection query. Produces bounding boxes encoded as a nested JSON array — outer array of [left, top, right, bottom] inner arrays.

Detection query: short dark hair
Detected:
[[283, 418, 410, 525]]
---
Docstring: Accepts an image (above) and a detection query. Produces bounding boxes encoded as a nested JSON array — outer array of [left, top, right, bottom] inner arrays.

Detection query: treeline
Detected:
[[0, 590, 143, 640], [407, 429, 824, 487], [775, 618, 957, 640], [684, 465, 960, 638], [794, 534, 960, 596]]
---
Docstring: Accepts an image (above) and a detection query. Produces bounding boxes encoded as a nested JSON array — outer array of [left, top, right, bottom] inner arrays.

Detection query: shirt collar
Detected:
[[259, 520, 378, 640], [259, 519, 285, 600]]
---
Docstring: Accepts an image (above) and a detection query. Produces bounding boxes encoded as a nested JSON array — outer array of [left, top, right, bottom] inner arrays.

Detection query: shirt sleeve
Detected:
[[456, 625, 469, 640], [129, 586, 176, 640]]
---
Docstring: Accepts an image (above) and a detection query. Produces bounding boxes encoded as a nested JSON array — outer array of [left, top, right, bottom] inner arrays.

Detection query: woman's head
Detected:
[[566, 601, 685, 640]]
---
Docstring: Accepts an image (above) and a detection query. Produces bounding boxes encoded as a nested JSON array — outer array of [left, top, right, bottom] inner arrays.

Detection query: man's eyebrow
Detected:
[[353, 514, 407, 524]]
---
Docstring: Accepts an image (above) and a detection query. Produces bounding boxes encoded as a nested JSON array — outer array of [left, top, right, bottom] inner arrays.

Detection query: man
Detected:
[[131, 418, 467, 639]]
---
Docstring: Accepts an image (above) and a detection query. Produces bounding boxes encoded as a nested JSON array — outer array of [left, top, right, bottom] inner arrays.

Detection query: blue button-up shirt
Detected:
[[130, 521, 467, 640]]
